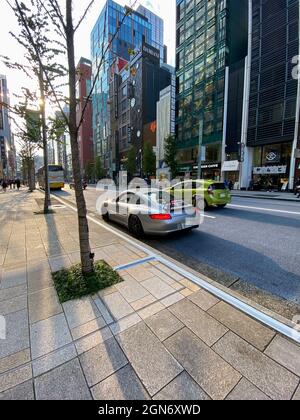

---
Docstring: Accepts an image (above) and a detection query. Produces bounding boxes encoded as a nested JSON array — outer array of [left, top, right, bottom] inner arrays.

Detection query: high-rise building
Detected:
[[137, 5, 167, 63], [0, 75, 14, 178], [91, 0, 164, 175], [76, 58, 93, 175], [108, 42, 172, 176], [242, 0, 300, 191], [175, 0, 248, 181], [156, 65, 176, 176]]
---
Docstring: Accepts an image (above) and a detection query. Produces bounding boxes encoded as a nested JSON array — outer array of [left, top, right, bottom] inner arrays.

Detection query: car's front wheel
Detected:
[[128, 215, 144, 238]]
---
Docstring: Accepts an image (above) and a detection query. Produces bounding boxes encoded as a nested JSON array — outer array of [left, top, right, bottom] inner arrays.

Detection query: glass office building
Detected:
[[137, 5, 166, 63], [91, 0, 164, 173], [175, 0, 248, 177]]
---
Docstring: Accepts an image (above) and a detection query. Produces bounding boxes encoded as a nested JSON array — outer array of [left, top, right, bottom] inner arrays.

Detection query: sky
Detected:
[[0, 0, 176, 106]]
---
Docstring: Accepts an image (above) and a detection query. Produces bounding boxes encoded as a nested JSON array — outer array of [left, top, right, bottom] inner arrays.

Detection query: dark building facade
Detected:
[[109, 43, 172, 176], [175, 0, 248, 180], [76, 58, 94, 175], [245, 0, 300, 190]]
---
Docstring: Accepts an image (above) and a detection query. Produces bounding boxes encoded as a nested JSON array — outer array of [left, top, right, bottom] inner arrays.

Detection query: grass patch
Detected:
[[52, 260, 122, 303]]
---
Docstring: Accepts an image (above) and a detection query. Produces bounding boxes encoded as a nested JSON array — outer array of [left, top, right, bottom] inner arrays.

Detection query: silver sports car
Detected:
[[101, 189, 200, 238]]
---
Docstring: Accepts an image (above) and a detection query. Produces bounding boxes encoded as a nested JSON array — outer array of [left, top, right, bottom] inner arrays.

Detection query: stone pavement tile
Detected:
[[0, 254, 5, 266], [145, 310, 184, 342], [49, 255, 72, 272], [30, 313, 73, 360], [154, 371, 210, 401], [264, 335, 300, 377], [148, 267, 177, 286], [0, 295, 27, 316], [116, 322, 183, 397], [32, 344, 77, 378], [91, 365, 150, 401], [213, 332, 299, 400], [27, 270, 53, 294], [226, 378, 271, 400], [189, 289, 220, 312], [180, 288, 194, 297], [35, 359, 92, 400], [141, 277, 175, 300], [0, 380, 34, 400], [110, 313, 142, 336], [0, 310, 29, 359], [155, 264, 184, 282], [165, 328, 241, 400], [0, 284, 27, 303], [71, 317, 107, 341], [138, 302, 165, 321], [293, 385, 300, 400], [169, 299, 228, 347], [161, 292, 184, 308], [1, 266, 26, 289], [125, 265, 155, 282], [0, 349, 31, 375], [63, 297, 101, 330], [79, 337, 128, 387], [28, 287, 62, 324], [98, 285, 118, 298], [75, 327, 113, 355], [180, 279, 200, 293], [93, 297, 114, 325], [208, 302, 276, 351], [171, 282, 185, 292], [131, 295, 157, 311], [101, 292, 134, 321], [116, 276, 149, 303], [0, 364, 32, 393]]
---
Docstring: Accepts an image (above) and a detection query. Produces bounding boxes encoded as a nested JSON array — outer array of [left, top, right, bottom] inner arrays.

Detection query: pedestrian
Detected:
[[294, 178, 300, 195], [2, 179, 8, 193], [16, 178, 21, 191], [229, 180, 233, 191]]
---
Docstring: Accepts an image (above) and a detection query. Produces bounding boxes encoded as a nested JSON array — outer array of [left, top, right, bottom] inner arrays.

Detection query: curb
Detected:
[[232, 194, 300, 203]]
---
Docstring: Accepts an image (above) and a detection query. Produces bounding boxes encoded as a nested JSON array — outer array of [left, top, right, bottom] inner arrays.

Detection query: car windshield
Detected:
[[147, 191, 175, 206]]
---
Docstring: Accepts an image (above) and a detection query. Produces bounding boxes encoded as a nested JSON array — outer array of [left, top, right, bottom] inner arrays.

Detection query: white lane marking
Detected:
[[229, 204, 300, 216], [203, 214, 216, 219], [52, 192, 300, 344]]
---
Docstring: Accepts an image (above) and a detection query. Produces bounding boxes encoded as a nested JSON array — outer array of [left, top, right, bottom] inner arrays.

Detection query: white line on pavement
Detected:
[[52, 192, 300, 344], [228, 204, 300, 216]]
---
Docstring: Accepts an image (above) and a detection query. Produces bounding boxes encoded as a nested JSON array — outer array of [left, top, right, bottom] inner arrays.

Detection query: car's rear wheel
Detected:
[[218, 204, 227, 208], [129, 215, 144, 238]]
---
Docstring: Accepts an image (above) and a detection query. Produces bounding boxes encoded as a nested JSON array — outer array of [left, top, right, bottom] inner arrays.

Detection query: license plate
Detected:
[[220, 193, 226, 198]]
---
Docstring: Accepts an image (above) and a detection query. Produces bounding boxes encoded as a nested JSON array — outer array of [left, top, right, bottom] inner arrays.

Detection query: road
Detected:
[[53, 187, 300, 316]]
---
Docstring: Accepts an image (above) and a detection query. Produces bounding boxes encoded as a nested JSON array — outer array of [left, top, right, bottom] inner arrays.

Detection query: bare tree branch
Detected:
[[74, 0, 95, 32]]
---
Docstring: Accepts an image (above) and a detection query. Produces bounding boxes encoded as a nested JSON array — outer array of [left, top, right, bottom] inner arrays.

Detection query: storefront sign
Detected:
[[265, 151, 281, 163], [193, 162, 221, 170], [222, 160, 240, 172], [253, 166, 287, 175]]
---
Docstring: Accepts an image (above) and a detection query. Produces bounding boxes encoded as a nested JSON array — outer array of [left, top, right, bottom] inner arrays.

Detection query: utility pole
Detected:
[[38, 65, 51, 213], [197, 117, 204, 180]]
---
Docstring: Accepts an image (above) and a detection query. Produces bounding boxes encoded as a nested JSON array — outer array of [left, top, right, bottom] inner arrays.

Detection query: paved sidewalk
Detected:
[[231, 190, 300, 203], [0, 190, 299, 400]]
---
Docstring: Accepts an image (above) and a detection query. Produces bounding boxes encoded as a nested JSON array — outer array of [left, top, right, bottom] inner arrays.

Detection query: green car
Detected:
[[168, 180, 232, 210]]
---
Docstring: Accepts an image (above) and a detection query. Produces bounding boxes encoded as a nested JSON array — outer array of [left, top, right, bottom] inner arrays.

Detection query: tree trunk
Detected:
[[38, 66, 51, 214], [66, 0, 93, 274]]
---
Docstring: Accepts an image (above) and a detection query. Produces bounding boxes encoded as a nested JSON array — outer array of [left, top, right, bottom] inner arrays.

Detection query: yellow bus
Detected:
[[38, 165, 65, 190]]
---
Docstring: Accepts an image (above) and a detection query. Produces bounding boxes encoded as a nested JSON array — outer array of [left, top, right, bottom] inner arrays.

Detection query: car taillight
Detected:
[[150, 214, 172, 221]]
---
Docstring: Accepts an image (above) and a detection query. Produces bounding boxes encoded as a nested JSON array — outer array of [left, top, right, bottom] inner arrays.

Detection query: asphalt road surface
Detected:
[[53, 186, 300, 316]]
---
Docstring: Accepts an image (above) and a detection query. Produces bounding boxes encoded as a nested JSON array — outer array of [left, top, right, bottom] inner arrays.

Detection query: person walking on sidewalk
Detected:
[[1, 179, 8, 193], [16, 178, 21, 191]]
